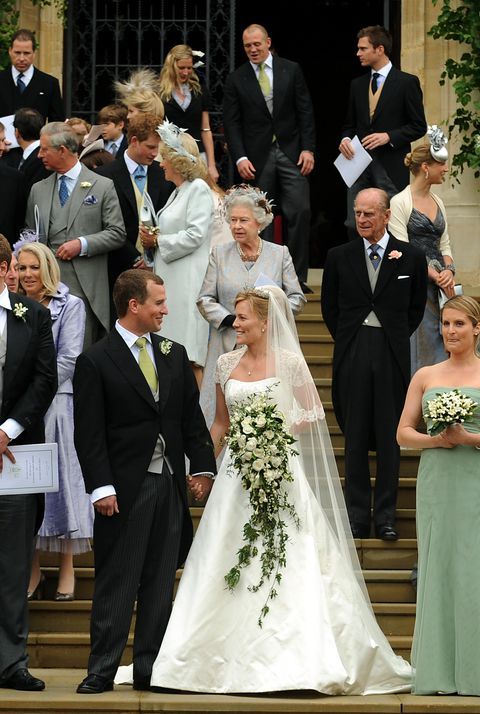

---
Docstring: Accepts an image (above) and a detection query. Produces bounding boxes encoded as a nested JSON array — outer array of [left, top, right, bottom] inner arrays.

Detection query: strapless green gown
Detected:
[[413, 387, 480, 695]]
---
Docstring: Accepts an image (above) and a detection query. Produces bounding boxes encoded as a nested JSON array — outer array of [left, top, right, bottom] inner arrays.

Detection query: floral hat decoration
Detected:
[[427, 124, 449, 163], [156, 119, 197, 163]]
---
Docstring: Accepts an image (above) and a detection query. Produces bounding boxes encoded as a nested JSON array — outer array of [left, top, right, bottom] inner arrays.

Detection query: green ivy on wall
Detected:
[[429, 0, 480, 180]]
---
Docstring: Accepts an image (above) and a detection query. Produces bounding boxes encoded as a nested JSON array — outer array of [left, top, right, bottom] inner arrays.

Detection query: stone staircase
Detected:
[[25, 292, 419, 671]]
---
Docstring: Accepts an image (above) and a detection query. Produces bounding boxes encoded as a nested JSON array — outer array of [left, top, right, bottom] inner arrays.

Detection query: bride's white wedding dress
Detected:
[[116, 371, 411, 695]]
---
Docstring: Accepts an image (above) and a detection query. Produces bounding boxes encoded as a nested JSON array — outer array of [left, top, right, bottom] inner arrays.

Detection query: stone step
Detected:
[[40, 538, 418, 574], [297, 334, 333, 358], [305, 355, 332, 379], [300, 292, 321, 316], [30, 564, 417, 611], [31, 667, 480, 713], [26, 632, 414, 672], [296, 315, 326, 337]]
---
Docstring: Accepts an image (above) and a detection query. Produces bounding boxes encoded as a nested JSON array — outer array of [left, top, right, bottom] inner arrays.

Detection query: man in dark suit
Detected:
[[0, 235, 57, 691], [74, 269, 216, 694], [223, 23, 315, 291], [8, 108, 51, 193], [339, 25, 426, 240], [95, 112, 174, 297], [0, 29, 64, 123], [321, 189, 427, 540], [0, 122, 27, 247]]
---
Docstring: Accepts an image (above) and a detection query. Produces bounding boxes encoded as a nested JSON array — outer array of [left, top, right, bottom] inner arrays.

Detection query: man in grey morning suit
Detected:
[[26, 122, 125, 347], [74, 270, 216, 694]]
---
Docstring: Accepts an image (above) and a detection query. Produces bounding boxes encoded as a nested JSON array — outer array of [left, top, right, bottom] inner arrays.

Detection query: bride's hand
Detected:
[[187, 475, 213, 502]]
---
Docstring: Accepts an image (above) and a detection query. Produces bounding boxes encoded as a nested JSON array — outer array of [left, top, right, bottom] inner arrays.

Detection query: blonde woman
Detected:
[[115, 69, 165, 122], [140, 120, 213, 385], [159, 45, 219, 181], [389, 127, 455, 373], [16, 241, 92, 601]]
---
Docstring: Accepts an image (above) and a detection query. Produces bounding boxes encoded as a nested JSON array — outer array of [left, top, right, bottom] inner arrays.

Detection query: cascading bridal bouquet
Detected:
[[424, 388, 478, 436], [224, 386, 300, 627]]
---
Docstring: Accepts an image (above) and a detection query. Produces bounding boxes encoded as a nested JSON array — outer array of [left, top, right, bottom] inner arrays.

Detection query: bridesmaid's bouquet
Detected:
[[424, 388, 478, 436], [224, 386, 300, 627]]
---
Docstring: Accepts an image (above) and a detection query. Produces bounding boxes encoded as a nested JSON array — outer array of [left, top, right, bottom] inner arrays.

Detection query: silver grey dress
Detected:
[[408, 207, 447, 374], [36, 283, 94, 554], [197, 240, 306, 428]]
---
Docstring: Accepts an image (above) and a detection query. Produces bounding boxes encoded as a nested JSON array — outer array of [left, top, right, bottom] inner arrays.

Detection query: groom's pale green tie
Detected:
[[135, 337, 158, 393]]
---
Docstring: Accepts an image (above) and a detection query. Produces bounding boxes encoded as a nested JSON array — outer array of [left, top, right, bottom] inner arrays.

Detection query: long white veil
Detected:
[[261, 284, 371, 606]]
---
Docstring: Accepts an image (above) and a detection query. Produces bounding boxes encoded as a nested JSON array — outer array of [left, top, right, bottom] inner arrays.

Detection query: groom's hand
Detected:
[[187, 475, 213, 501], [0, 429, 15, 472], [94, 495, 119, 516]]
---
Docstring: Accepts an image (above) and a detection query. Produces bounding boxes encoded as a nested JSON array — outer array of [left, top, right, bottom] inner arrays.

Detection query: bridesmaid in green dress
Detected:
[[397, 295, 480, 695]]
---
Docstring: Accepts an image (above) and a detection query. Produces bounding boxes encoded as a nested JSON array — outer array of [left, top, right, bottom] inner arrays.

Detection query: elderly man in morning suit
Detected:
[[321, 189, 427, 541], [26, 122, 125, 347]]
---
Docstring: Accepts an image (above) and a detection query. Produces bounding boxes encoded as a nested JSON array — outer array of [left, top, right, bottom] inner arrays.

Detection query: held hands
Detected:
[[56, 239, 82, 261], [93, 495, 119, 517], [139, 225, 157, 251], [0, 429, 15, 472], [187, 475, 213, 502], [297, 151, 314, 176], [436, 269, 456, 298]]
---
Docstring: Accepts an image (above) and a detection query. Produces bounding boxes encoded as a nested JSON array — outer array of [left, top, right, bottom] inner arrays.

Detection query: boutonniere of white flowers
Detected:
[[388, 250, 403, 260], [160, 339, 172, 355], [13, 302, 28, 322], [80, 181, 92, 189]]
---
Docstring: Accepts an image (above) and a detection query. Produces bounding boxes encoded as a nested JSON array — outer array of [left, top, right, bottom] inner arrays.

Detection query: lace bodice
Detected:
[[216, 349, 325, 425], [224, 377, 279, 417], [215, 347, 317, 392]]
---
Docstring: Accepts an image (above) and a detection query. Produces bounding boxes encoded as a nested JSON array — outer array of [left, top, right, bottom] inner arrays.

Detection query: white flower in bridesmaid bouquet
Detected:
[[425, 388, 478, 436]]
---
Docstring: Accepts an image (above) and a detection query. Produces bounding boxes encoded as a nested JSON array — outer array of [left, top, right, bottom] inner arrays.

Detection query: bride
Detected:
[[117, 284, 412, 694]]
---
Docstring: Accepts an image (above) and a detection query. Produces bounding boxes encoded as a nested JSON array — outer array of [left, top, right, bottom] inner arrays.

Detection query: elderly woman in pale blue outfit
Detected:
[[197, 184, 306, 428], [16, 241, 93, 601], [141, 119, 213, 386]]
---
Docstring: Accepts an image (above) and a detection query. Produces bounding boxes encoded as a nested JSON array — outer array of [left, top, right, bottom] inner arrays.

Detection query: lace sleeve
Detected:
[[279, 350, 325, 422], [215, 348, 246, 393]]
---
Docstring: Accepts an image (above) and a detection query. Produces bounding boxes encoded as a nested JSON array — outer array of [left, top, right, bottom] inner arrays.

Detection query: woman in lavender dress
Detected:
[[17, 242, 93, 600]]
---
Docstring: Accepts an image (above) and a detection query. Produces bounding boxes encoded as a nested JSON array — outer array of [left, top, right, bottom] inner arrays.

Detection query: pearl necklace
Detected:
[[244, 350, 266, 376], [237, 237, 263, 262]]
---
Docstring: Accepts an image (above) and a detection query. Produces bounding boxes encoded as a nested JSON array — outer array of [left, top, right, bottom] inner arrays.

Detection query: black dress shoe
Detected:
[[376, 523, 399, 541], [350, 523, 370, 539], [300, 282, 314, 294], [0, 668, 45, 691], [133, 678, 151, 691], [76, 673, 113, 694]]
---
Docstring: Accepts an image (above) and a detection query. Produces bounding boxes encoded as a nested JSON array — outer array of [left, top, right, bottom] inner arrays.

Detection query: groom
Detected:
[[73, 269, 216, 693]]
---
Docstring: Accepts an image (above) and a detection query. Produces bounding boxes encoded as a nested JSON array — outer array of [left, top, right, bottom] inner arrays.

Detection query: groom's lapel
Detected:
[[152, 335, 171, 413], [106, 331, 158, 411]]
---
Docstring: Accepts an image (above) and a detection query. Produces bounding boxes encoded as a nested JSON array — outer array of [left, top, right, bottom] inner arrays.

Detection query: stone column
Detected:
[[18, 1, 64, 86]]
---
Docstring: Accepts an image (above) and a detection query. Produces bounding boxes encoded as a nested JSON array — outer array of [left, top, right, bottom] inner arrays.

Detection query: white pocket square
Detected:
[[397, 275, 410, 280]]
